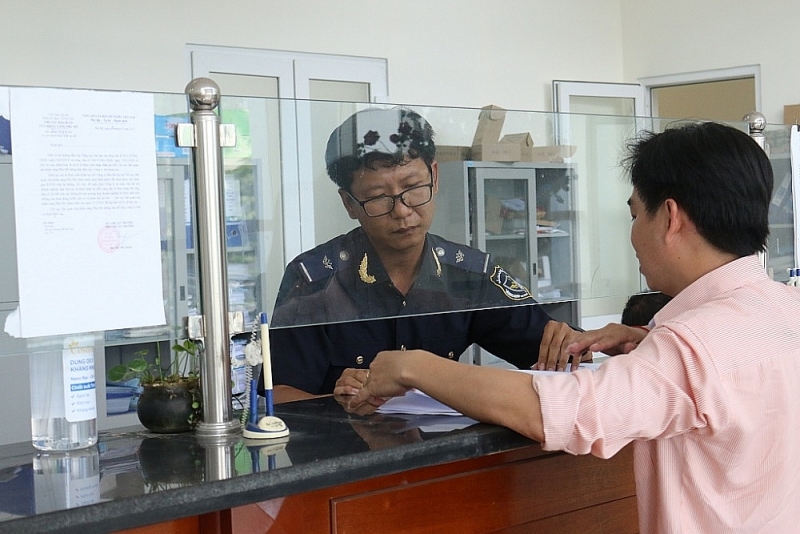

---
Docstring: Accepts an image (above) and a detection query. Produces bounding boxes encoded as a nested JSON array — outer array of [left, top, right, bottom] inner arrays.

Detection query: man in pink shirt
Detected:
[[350, 122, 800, 533]]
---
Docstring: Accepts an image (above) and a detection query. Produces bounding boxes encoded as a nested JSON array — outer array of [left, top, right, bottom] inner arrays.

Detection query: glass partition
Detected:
[[1, 89, 794, 340], [763, 122, 796, 284], [0, 86, 795, 442]]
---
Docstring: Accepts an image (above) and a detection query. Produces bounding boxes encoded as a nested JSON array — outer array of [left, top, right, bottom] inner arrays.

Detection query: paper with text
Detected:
[[10, 87, 165, 337]]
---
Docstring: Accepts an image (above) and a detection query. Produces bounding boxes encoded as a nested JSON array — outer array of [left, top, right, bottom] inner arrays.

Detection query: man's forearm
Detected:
[[400, 351, 545, 442]]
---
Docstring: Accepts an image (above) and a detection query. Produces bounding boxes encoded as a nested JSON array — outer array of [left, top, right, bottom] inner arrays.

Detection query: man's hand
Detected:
[[349, 351, 413, 411], [333, 368, 371, 396], [565, 323, 648, 358], [533, 320, 591, 372]]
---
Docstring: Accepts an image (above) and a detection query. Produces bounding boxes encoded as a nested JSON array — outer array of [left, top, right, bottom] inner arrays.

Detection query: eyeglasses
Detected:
[[346, 179, 434, 217]]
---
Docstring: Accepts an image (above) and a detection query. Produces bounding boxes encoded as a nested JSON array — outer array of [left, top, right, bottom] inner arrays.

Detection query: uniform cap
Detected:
[[325, 107, 434, 168]]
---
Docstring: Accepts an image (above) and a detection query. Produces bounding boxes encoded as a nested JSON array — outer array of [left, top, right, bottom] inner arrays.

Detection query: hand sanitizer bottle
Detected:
[[29, 335, 98, 451]]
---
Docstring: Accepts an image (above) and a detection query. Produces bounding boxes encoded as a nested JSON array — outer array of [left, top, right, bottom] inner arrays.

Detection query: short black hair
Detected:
[[623, 122, 773, 257], [325, 107, 436, 191], [621, 292, 672, 327]]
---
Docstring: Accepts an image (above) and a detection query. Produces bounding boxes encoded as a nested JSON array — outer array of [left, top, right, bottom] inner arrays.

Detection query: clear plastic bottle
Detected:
[[33, 446, 100, 512], [29, 335, 98, 451]]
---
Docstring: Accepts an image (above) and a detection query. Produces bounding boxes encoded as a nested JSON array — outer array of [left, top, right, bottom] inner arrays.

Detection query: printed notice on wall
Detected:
[[8, 87, 165, 338]]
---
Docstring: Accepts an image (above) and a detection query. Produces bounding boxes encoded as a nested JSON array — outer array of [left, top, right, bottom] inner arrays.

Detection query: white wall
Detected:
[[0, 0, 625, 110], [5, 1, 799, 121], [620, 0, 800, 124]]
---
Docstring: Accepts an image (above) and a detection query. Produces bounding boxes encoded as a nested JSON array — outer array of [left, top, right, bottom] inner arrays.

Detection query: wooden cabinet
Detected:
[[227, 445, 637, 534]]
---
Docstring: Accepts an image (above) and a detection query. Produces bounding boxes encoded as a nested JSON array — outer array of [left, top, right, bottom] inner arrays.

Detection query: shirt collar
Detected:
[[653, 255, 768, 326]]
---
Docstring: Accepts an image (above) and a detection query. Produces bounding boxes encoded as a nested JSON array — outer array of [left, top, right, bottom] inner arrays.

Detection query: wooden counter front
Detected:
[[227, 444, 637, 533]]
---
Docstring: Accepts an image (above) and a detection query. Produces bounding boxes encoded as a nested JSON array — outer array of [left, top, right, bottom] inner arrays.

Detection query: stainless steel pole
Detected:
[[743, 111, 770, 274], [183, 78, 240, 438]]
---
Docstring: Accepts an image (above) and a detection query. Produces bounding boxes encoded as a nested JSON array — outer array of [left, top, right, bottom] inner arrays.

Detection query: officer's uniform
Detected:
[[262, 227, 556, 396]]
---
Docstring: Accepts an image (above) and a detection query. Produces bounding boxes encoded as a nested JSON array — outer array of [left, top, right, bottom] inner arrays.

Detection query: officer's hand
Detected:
[[533, 320, 591, 372], [333, 368, 370, 396], [334, 391, 380, 415], [566, 323, 647, 357]]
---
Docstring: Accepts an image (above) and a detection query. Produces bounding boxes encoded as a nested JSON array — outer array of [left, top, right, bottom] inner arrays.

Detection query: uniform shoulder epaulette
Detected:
[[429, 236, 490, 274], [294, 237, 353, 283]]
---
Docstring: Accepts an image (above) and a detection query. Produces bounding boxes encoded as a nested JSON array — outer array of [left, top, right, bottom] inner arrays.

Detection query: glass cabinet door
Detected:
[[532, 166, 577, 305], [471, 164, 580, 328], [473, 176, 537, 292]]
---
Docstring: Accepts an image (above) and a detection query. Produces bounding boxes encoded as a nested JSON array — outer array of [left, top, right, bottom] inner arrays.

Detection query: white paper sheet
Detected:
[[10, 87, 165, 337], [377, 363, 601, 416]]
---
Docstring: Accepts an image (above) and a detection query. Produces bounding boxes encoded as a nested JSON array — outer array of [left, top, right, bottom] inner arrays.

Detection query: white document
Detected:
[[10, 87, 165, 337], [377, 363, 601, 416], [378, 389, 464, 416], [392, 414, 479, 433]]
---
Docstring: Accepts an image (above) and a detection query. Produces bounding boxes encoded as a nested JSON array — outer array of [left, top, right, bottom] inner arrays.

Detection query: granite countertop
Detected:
[[0, 396, 538, 533]]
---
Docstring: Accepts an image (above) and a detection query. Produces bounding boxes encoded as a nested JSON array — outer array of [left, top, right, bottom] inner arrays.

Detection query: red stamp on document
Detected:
[[97, 225, 121, 253]]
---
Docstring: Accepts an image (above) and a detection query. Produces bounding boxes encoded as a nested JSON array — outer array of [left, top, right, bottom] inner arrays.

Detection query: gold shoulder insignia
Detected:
[[430, 248, 442, 277], [489, 265, 533, 300], [358, 253, 376, 284]]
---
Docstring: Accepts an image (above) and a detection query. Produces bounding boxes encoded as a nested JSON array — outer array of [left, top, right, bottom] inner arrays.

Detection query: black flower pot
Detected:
[[136, 381, 199, 434]]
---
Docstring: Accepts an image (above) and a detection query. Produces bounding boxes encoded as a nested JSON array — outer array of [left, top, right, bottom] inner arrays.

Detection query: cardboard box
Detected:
[[484, 195, 504, 234], [527, 145, 577, 163], [470, 104, 576, 163], [500, 133, 534, 161], [784, 104, 800, 125], [471, 143, 522, 162], [471, 105, 506, 146], [436, 145, 471, 162]]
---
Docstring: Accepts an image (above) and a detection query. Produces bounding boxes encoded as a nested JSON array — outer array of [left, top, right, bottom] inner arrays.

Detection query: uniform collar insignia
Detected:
[[359, 253, 376, 284], [455, 250, 464, 263], [430, 247, 442, 277], [322, 255, 333, 270]]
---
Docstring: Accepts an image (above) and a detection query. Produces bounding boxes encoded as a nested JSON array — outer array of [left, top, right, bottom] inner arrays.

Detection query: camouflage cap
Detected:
[[325, 107, 435, 172]]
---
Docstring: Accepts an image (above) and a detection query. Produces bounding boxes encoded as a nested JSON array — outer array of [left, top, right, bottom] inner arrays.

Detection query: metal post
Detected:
[[180, 78, 240, 438], [743, 111, 770, 274], [198, 435, 238, 482]]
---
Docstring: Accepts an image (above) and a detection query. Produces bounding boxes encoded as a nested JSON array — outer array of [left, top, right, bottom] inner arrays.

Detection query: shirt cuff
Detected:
[[531, 373, 581, 452]]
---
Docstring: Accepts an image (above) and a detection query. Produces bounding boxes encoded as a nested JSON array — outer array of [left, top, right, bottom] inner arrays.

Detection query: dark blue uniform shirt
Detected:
[[262, 228, 556, 396]]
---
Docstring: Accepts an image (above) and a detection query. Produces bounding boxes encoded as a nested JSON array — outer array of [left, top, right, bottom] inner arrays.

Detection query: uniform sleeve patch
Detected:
[[489, 265, 534, 301]]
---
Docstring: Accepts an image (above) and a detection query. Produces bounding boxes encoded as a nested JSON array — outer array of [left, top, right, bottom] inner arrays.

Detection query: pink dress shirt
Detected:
[[534, 255, 800, 533]]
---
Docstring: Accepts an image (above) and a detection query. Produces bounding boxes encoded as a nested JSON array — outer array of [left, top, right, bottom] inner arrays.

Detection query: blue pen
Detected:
[[243, 311, 289, 440], [259, 312, 274, 417]]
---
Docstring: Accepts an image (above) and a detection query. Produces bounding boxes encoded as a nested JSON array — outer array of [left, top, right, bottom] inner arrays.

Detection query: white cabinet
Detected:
[[433, 161, 579, 326]]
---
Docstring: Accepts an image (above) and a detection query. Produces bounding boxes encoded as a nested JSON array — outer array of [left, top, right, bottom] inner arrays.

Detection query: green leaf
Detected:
[[107, 364, 128, 382], [129, 358, 149, 373]]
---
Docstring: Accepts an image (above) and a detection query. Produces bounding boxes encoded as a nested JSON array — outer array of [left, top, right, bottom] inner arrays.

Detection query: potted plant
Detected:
[[108, 340, 202, 433]]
